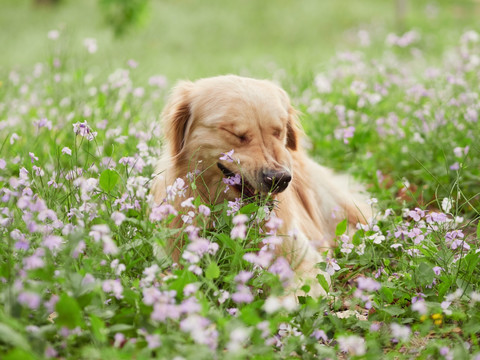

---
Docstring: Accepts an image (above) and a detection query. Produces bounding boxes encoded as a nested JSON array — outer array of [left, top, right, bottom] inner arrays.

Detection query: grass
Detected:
[[0, 1, 480, 359]]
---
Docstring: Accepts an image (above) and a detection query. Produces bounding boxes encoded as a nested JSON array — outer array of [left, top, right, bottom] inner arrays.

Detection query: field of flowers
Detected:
[[0, 27, 480, 359]]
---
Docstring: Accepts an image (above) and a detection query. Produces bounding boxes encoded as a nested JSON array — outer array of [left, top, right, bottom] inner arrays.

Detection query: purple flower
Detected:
[[231, 285, 254, 304], [325, 257, 340, 275], [43, 235, 64, 253], [269, 257, 294, 283], [219, 149, 236, 163], [198, 204, 211, 217], [29, 152, 38, 164], [357, 277, 381, 292], [234, 271, 253, 284], [18, 291, 41, 309]]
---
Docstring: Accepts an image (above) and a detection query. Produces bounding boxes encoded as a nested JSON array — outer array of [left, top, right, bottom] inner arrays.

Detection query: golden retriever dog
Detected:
[[151, 75, 372, 297]]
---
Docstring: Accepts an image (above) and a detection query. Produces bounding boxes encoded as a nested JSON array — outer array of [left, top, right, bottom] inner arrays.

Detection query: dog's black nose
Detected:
[[262, 170, 292, 194]]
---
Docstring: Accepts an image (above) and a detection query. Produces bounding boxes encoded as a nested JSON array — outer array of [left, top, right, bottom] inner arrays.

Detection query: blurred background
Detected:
[[1, 0, 480, 80]]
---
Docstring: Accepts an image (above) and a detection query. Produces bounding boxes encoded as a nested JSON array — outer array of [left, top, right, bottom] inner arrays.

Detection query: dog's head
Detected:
[[162, 75, 301, 201]]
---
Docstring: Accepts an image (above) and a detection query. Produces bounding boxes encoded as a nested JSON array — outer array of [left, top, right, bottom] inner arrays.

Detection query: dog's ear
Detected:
[[162, 81, 195, 157], [286, 106, 302, 151]]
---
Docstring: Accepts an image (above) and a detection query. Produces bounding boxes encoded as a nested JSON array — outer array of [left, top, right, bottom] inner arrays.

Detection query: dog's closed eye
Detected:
[[221, 128, 249, 144]]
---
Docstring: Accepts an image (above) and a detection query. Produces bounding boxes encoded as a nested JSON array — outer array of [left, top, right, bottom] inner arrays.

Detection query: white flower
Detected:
[[390, 323, 411, 341], [337, 335, 366, 355], [441, 197, 453, 213]]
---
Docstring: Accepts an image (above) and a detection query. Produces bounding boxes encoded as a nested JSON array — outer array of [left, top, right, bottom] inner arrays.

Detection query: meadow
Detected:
[[1, 1, 480, 359]]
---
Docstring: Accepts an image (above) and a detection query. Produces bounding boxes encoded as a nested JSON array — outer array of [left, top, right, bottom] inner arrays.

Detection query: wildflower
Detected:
[[110, 259, 126, 275], [357, 277, 381, 291], [441, 197, 453, 213], [145, 334, 161, 349], [180, 197, 195, 208], [82, 274, 95, 286], [244, 249, 274, 268], [0, 158, 5, 169], [114, 333, 125, 348], [269, 257, 294, 284], [61, 147, 72, 155], [73, 121, 97, 141], [10, 133, 20, 144], [235, 270, 253, 284], [227, 327, 250, 353], [102, 279, 124, 299], [219, 149, 236, 163], [42, 235, 64, 253], [368, 232, 385, 244], [44, 346, 57, 358], [390, 323, 411, 342], [181, 211, 195, 224], [227, 198, 243, 216], [232, 285, 254, 304], [83, 38, 98, 53], [325, 257, 340, 275], [47, 29, 60, 40], [266, 215, 283, 233], [231, 214, 248, 239], [29, 152, 38, 164], [412, 300, 428, 315], [312, 329, 328, 342], [198, 204, 211, 217], [111, 211, 126, 226], [149, 203, 178, 222], [263, 296, 282, 313], [18, 291, 41, 309], [337, 335, 366, 356], [127, 59, 138, 68]]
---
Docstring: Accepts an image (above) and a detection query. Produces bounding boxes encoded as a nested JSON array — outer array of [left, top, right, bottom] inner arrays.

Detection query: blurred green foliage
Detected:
[[1, 0, 479, 80]]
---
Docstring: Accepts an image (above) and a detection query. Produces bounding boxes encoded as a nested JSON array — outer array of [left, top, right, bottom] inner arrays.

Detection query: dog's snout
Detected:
[[262, 169, 292, 194]]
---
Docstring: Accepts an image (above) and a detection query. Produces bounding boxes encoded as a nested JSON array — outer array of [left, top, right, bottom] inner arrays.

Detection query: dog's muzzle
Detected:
[[261, 169, 292, 194]]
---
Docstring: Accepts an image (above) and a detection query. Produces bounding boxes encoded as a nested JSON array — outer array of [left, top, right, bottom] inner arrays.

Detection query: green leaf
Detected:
[[55, 293, 83, 328], [477, 220, 480, 240], [205, 262, 220, 280], [335, 219, 347, 236], [316, 273, 330, 293], [90, 314, 107, 343], [99, 169, 120, 192], [415, 262, 435, 286], [381, 305, 405, 316], [380, 287, 394, 303], [0, 323, 30, 351], [240, 203, 258, 215]]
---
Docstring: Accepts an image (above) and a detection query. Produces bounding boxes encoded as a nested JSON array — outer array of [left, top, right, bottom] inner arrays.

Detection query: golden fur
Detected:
[[151, 75, 372, 297]]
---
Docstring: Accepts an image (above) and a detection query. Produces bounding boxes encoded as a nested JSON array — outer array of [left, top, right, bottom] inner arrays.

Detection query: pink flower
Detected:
[[18, 291, 41, 309], [102, 279, 123, 299], [62, 147, 72, 156], [149, 204, 178, 222], [111, 211, 126, 226], [234, 271, 253, 284], [198, 204, 211, 217], [231, 285, 254, 304], [145, 334, 161, 349], [0, 158, 6, 169]]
